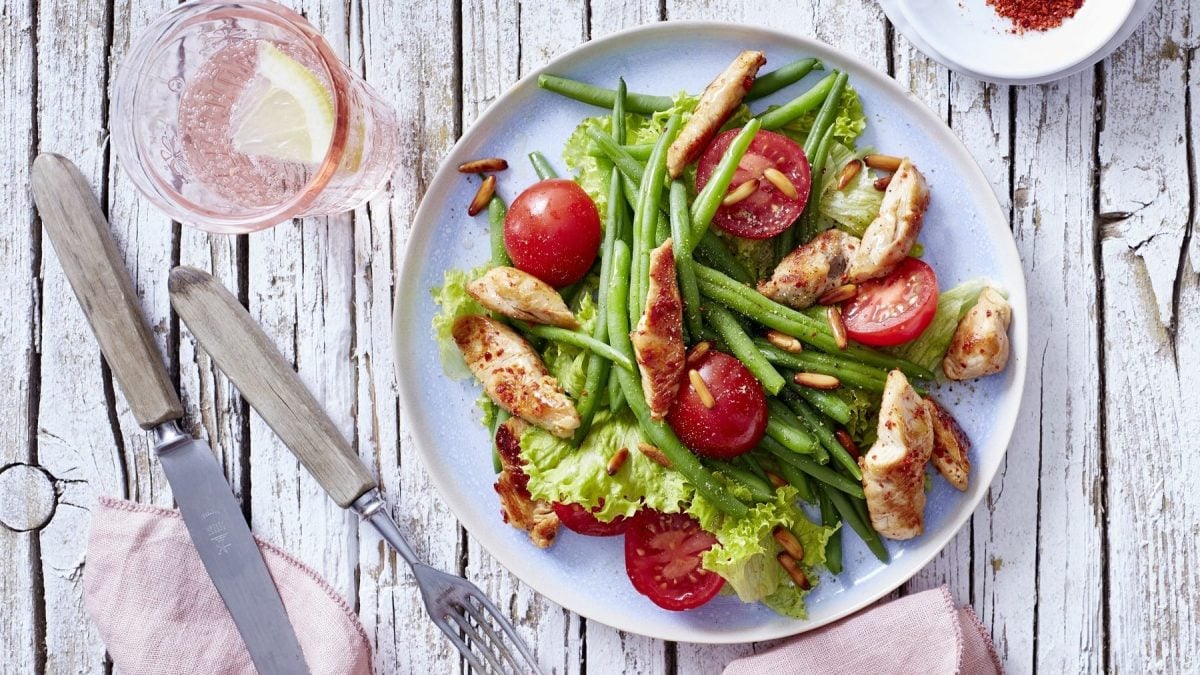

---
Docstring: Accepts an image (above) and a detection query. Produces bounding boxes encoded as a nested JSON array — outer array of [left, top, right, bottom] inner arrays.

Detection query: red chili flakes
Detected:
[[986, 0, 1084, 32]]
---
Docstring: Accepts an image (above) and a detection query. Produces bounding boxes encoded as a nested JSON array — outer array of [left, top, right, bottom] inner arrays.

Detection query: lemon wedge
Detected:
[[232, 42, 334, 164]]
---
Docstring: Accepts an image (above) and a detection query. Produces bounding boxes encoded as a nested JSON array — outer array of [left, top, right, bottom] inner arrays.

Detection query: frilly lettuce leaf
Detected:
[[834, 388, 882, 449], [431, 266, 489, 379], [520, 409, 692, 521], [817, 143, 884, 238], [542, 292, 596, 399], [689, 486, 835, 618]]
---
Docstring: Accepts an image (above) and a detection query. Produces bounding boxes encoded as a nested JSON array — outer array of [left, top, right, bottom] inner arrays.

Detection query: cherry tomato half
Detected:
[[667, 350, 767, 459], [552, 501, 629, 537], [504, 178, 601, 287], [842, 257, 939, 347], [695, 129, 811, 240], [624, 510, 724, 611]]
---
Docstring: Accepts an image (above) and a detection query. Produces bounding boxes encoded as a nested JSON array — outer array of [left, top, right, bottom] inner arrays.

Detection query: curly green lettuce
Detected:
[[431, 266, 489, 379], [775, 84, 868, 149]]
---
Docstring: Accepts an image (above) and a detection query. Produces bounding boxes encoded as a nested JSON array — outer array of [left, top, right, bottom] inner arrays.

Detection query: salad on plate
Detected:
[[432, 50, 1014, 618]]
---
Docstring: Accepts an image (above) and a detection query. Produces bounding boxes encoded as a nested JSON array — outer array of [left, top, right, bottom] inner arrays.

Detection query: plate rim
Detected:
[[393, 20, 1028, 644]]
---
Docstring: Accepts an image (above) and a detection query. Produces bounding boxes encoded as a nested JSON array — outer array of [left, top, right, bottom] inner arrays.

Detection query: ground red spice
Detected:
[[986, 0, 1085, 32]]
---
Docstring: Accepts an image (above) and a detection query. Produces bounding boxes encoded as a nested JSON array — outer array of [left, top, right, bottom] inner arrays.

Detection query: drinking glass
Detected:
[[112, 0, 399, 233]]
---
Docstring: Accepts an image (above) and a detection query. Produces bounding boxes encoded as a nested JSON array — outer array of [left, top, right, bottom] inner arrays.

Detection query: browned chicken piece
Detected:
[[859, 370, 935, 540], [494, 417, 559, 548], [757, 229, 859, 308], [452, 315, 580, 438], [466, 266, 579, 329], [943, 288, 1012, 381], [927, 398, 971, 491], [632, 240, 686, 420], [849, 158, 931, 281], [666, 50, 767, 179]]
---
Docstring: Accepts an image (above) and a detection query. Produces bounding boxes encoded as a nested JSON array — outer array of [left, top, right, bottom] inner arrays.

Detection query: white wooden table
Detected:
[[2, 0, 1196, 673]]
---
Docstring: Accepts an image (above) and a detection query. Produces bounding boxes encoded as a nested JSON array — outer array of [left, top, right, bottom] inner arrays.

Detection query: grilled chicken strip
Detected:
[[927, 398, 971, 491], [757, 229, 858, 308], [859, 370, 935, 540], [632, 240, 686, 420], [453, 315, 580, 438], [666, 50, 766, 179], [848, 158, 931, 281], [760, 159, 930, 309], [467, 266, 579, 329], [943, 288, 1012, 381], [494, 417, 559, 548]]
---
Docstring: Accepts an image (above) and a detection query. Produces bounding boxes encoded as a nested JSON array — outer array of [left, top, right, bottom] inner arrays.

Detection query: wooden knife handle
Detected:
[[168, 266, 376, 508], [30, 154, 183, 429]]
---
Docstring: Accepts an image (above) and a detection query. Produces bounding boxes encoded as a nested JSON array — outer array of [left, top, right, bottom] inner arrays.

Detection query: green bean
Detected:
[[516, 322, 635, 372], [694, 264, 935, 379], [816, 486, 843, 574], [538, 74, 675, 114], [633, 114, 681, 320], [826, 488, 889, 562], [528, 151, 559, 179], [620, 143, 654, 160], [747, 58, 823, 101], [713, 462, 775, 503], [739, 454, 771, 485], [704, 304, 785, 394], [803, 72, 848, 155], [760, 435, 864, 498], [669, 181, 704, 338], [789, 383, 852, 426], [780, 391, 861, 480], [613, 78, 628, 145], [586, 126, 649, 187], [487, 197, 511, 267], [607, 241, 748, 517], [757, 341, 889, 392], [690, 119, 762, 244], [767, 454, 814, 503], [757, 72, 839, 130], [489, 407, 510, 473], [794, 126, 835, 243], [693, 231, 754, 284], [766, 399, 822, 457]]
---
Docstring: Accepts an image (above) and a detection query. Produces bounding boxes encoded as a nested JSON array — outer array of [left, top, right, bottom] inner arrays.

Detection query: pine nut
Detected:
[[722, 179, 758, 206], [836, 160, 862, 190], [686, 341, 712, 367], [864, 154, 903, 172], [835, 429, 861, 459], [772, 525, 806, 560], [818, 284, 858, 305], [763, 168, 798, 199], [793, 372, 841, 390], [468, 175, 496, 216], [606, 447, 630, 476], [827, 306, 848, 350], [689, 369, 716, 409], [777, 552, 811, 590], [766, 472, 788, 489], [873, 174, 893, 191], [766, 329, 803, 353], [638, 442, 672, 468], [457, 157, 509, 173]]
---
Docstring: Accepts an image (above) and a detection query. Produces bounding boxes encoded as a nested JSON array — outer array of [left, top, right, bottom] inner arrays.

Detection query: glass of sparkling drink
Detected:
[[112, 0, 398, 234]]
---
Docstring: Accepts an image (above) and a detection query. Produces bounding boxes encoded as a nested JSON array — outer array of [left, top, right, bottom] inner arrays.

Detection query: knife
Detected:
[[30, 154, 310, 675]]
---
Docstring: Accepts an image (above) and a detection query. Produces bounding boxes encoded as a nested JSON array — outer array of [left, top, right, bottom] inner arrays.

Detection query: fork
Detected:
[[168, 266, 544, 674]]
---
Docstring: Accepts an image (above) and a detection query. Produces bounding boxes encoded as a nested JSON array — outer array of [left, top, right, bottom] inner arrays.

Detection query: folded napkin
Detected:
[[723, 587, 1002, 675], [84, 496, 371, 675]]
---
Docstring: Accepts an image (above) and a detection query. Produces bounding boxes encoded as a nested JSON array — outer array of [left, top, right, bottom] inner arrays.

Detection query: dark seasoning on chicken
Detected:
[[433, 47, 1015, 618]]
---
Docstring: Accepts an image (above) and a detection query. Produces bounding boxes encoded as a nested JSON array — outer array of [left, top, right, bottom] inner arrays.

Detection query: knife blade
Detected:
[[31, 153, 309, 675]]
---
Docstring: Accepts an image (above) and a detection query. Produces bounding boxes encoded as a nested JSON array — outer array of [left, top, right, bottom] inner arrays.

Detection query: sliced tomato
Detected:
[[552, 501, 629, 537], [695, 129, 811, 240], [667, 350, 767, 459], [624, 510, 724, 611], [504, 178, 601, 287], [842, 257, 939, 347]]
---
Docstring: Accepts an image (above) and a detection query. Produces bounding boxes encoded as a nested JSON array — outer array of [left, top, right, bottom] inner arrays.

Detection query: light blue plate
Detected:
[[394, 22, 1027, 643]]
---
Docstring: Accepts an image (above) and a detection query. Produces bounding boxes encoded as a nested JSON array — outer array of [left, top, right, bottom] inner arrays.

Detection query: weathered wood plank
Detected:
[[1099, 3, 1199, 672], [0, 0, 39, 668], [354, 0, 465, 671]]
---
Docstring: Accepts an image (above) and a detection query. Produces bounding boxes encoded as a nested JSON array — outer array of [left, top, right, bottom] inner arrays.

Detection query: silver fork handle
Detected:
[[352, 490, 420, 568]]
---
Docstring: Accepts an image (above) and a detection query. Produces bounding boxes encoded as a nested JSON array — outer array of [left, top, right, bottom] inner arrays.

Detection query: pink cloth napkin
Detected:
[[83, 496, 372, 675], [724, 587, 1002, 675]]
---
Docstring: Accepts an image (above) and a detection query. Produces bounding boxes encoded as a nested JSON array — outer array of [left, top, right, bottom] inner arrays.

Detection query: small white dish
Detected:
[[883, 0, 1149, 85]]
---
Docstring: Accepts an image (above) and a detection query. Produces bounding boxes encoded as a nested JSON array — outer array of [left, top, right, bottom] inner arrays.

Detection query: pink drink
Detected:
[[113, 1, 398, 234]]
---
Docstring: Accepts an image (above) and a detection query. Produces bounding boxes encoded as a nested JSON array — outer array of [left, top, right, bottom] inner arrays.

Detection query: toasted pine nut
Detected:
[[638, 442, 672, 468], [468, 175, 496, 216], [817, 284, 858, 305], [835, 429, 861, 459], [457, 157, 509, 173], [766, 329, 803, 354], [763, 168, 798, 199], [606, 447, 630, 476], [777, 552, 811, 590], [766, 472, 788, 489], [722, 179, 758, 206], [686, 341, 712, 367], [836, 160, 862, 190], [689, 369, 716, 409], [873, 174, 893, 191], [827, 306, 848, 350], [772, 525, 806, 560], [864, 154, 903, 172], [793, 372, 841, 390]]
